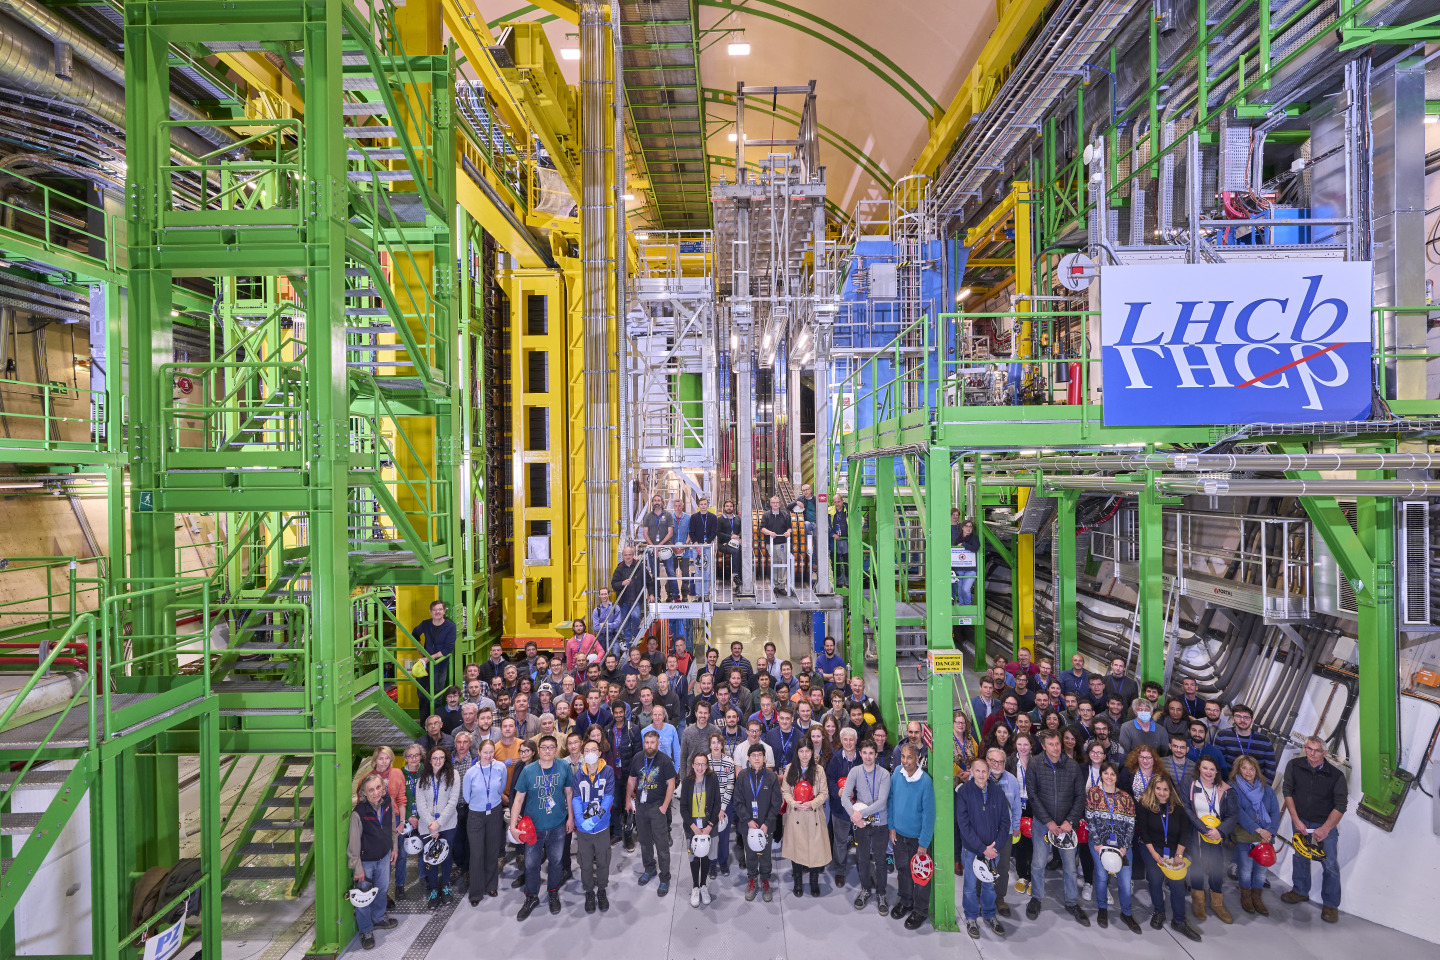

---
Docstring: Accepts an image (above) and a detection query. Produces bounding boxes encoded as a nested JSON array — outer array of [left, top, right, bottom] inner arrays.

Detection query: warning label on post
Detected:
[[928, 651, 967, 674]]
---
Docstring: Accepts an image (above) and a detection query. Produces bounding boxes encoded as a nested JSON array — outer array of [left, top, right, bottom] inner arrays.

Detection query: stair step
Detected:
[[238, 841, 314, 856], [259, 795, 312, 809], [346, 361, 416, 368], [342, 103, 388, 118], [293, 50, 370, 66], [249, 817, 313, 831], [205, 41, 268, 52], [344, 287, 380, 299], [348, 148, 406, 160], [345, 266, 373, 276], [0, 813, 43, 834], [347, 170, 415, 182], [348, 344, 408, 353], [0, 768, 72, 787], [232, 642, 292, 651], [226, 866, 298, 881], [346, 325, 398, 334], [346, 307, 391, 316], [344, 126, 397, 139], [272, 776, 309, 787], [342, 76, 381, 90]]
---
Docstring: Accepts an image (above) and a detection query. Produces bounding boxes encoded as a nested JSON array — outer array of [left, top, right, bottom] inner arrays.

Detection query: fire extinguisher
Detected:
[[1065, 363, 1082, 405]]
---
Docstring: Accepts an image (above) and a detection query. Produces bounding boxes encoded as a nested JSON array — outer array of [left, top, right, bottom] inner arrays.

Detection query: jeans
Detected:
[[636, 804, 671, 880], [1189, 833, 1226, 892], [1290, 820, 1340, 907], [719, 541, 741, 585], [1234, 842, 1267, 889], [620, 608, 642, 650], [577, 830, 612, 891], [420, 827, 456, 892], [394, 841, 412, 892], [523, 823, 567, 897], [1029, 830, 1080, 906], [649, 553, 678, 600], [766, 539, 790, 592], [855, 823, 888, 894], [715, 813, 731, 869], [954, 573, 976, 605], [1141, 846, 1187, 921], [961, 846, 997, 921], [1089, 840, 1132, 914], [803, 521, 816, 570], [610, 774, 632, 842], [354, 857, 390, 934], [893, 833, 927, 918], [466, 806, 504, 896], [693, 552, 711, 600]]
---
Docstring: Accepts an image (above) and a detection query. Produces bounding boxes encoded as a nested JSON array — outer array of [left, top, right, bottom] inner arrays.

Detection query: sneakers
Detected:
[[691, 888, 701, 908], [719, 863, 731, 877], [510, 874, 527, 889], [745, 878, 758, 902], [853, 890, 872, 911], [877, 895, 890, 917], [967, 920, 980, 939], [1026, 898, 1042, 920], [517, 895, 540, 921], [624, 837, 636, 852], [762, 880, 773, 902], [585, 890, 597, 914], [1150, 911, 1166, 930], [548, 891, 561, 914], [427, 889, 439, 908], [985, 917, 1006, 937], [638, 870, 656, 886], [597, 888, 610, 912], [360, 933, 376, 950], [657, 879, 670, 897], [1068, 903, 1091, 927], [1082, 882, 1094, 902], [890, 903, 910, 922], [699, 884, 712, 905], [374, 918, 397, 930]]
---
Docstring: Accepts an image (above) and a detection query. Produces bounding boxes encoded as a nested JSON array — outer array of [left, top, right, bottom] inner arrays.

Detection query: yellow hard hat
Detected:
[[410, 658, 428, 679], [1158, 856, 1191, 881], [864, 712, 877, 725], [1199, 814, 1222, 843]]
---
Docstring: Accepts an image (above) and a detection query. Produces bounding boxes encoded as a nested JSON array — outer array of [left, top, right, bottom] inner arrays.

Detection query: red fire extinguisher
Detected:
[[1065, 363, 1082, 405]]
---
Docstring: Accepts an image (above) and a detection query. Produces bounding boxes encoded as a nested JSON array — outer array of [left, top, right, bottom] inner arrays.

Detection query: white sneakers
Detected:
[[691, 888, 701, 907], [1082, 882, 1094, 902], [699, 884, 712, 905]]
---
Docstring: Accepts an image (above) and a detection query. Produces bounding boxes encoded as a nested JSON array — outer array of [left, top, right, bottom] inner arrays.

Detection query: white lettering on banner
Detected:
[[1100, 262, 1373, 426]]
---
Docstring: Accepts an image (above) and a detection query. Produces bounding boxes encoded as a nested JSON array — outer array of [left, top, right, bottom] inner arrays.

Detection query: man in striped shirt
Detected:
[[1213, 704, 1277, 781]]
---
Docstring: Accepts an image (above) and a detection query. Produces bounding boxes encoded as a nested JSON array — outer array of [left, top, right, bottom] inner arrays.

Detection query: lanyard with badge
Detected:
[[1170, 756, 1185, 782], [640, 757, 655, 804], [749, 770, 763, 820], [1102, 788, 1118, 844], [1160, 805, 1173, 858], [482, 764, 500, 812]]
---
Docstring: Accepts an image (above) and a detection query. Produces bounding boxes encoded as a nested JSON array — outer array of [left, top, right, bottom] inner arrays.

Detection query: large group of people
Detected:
[[349, 612, 1346, 949]]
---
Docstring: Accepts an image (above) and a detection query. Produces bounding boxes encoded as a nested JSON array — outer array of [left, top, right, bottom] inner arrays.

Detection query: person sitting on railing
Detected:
[[717, 499, 743, 589], [760, 495, 793, 596], [610, 544, 655, 649], [590, 588, 623, 653], [641, 495, 680, 602]]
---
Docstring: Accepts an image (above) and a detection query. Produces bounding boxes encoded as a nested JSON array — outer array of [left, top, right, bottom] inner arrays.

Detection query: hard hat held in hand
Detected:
[[348, 878, 378, 908], [910, 851, 934, 886], [793, 779, 814, 804]]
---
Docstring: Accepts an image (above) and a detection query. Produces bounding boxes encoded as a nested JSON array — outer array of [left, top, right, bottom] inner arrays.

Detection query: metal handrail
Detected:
[[0, 378, 109, 453]]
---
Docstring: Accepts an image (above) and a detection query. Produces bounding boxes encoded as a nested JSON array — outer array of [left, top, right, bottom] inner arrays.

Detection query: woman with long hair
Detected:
[[415, 746, 460, 905], [1006, 733, 1036, 896], [810, 721, 833, 767], [982, 723, 1013, 758], [1121, 744, 1164, 800], [679, 752, 721, 906], [1041, 710, 1066, 735], [780, 741, 831, 897], [352, 745, 407, 811], [1136, 776, 1200, 941], [1182, 755, 1236, 924], [1085, 761, 1141, 933], [821, 715, 842, 756], [707, 732, 737, 877], [951, 711, 981, 782], [1230, 754, 1280, 917]]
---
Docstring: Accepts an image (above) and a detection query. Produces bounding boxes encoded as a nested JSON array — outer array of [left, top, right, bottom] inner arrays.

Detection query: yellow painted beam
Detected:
[[531, 0, 581, 24], [962, 185, 1019, 247], [1015, 487, 1036, 656], [911, 0, 1050, 177], [215, 51, 303, 115], [965, 258, 1014, 268]]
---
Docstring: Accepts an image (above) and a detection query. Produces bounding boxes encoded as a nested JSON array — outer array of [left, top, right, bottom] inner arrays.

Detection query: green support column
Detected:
[[1054, 491, 1079, 665], [1135, 475, 1165, 684], [846, 459, 863, 672], [924, 446, 957, 932], [1356, 491, 1403, 817], [876, 457, 898, 734]]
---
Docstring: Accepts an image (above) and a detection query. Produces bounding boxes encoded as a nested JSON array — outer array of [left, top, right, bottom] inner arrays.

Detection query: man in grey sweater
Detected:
[[1023, 729, 1089, 926], [840, 738, 892, 915], [679, 701, 720, 771]]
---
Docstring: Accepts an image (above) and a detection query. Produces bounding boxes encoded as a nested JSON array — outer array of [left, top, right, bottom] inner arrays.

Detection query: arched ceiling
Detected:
[[473, 0, 999, 228]]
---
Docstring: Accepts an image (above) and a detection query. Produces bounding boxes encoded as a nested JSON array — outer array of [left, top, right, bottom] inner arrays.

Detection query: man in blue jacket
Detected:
[[826, 727, 862, 886], [888, 743, 935, 931], [571, 742, 616, 914], [411, 599, 455, 720], [955, 757, 1010, 939]]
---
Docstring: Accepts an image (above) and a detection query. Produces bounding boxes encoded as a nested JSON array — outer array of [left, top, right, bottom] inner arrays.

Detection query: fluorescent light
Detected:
[[728, 132, 737, 142], [621, 193, 634, 200], [560, 47, 580, 60], [955, 287, 972, 303], [727, 41, 750, 56], [1427, 114, 1439, 124], [635, 232, 649, 240]]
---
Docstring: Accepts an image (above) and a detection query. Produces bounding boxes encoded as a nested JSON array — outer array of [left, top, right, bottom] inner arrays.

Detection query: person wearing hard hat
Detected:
[[955, 757, 1009, 940], [348, 773, 399, 950], [888, 743, 935, 931]]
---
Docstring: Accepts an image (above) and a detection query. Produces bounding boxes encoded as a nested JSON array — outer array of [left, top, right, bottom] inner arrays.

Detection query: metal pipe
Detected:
[[996, 452, 1440, 472], [611, 0, 630, 547], [0, 0, 239, 151]]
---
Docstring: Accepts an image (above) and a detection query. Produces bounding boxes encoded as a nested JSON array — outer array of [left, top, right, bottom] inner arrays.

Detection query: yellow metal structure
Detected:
[[1015, 487, 1036, 657], [912, 0, 1050, 176]]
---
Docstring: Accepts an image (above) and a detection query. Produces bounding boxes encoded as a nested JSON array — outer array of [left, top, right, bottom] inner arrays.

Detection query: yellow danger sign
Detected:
[[928, 652, 967, 674]]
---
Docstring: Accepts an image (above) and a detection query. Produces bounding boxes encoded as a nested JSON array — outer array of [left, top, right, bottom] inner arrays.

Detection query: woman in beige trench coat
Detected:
[[781, 740, 831, 897]]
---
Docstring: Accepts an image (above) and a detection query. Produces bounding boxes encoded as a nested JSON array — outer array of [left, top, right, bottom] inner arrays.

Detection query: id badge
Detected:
[[640, 789, 649, 804], [751, 800, 758, 818], [1108, 833, 1117, 845], [543, 795, 555, 814]]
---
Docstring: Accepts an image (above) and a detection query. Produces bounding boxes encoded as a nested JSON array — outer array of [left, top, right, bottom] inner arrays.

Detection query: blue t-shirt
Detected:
[[815, 652, 845, 675], [513, 760, 574, 832]]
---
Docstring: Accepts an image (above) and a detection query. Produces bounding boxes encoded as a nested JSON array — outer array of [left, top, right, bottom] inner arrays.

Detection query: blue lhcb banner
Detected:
[[1100, 261, 1373, 426]]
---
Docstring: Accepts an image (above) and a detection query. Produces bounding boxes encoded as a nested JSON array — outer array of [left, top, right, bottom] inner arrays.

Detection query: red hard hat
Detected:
[[514, 815, 537, 845], [1076, 819, 1089, 843], [910, 851, 934, 886], [1020, 816, 1033, 838], [794, 780, 814, 804], [1249, 841, 1277, 867], [836, 776, 846, 792]]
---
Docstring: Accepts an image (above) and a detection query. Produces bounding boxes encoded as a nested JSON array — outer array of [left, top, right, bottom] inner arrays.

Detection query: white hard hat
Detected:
[[422, 836, 450, 865], [403, 834, 423, 855], [691, 834, 712, 858], [1099, 846, 1125, 875], [348, 879, 378, 908], [747, 827, 767, 852], [971, 856, 998, 884]]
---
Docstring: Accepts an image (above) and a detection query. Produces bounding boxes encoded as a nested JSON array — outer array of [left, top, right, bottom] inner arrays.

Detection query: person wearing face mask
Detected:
[[1119, 697, 1170, 754], [571, 738, 616, 914]]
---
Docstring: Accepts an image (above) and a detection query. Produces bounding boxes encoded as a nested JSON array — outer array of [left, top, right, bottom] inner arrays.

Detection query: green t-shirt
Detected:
[[514, 760, 573, 832]]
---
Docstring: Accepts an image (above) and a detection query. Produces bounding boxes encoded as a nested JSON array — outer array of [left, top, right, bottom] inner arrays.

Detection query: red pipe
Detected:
[[0, 656, 85, 668], [0, 642, 89, 655]]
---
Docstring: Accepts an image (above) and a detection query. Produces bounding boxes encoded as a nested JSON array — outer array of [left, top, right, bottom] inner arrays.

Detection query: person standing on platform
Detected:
[[412, 600, 455, 721]]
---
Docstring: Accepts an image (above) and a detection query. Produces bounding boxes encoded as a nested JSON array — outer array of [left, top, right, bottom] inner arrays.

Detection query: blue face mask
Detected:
[[1136, 711, 1152, 724]]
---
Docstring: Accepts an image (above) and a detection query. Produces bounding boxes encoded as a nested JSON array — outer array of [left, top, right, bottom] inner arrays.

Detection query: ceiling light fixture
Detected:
[[621, 193, 634, 200], [955, 287, 972, 303], [560, 46, 580, 60], [727, 39, 750, 56]]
